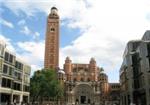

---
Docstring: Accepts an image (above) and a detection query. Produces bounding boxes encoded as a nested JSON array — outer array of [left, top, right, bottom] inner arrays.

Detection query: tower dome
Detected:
[[49, 6, 59, 17], [51, 6, 58, 10], [66, 56, 70, 60], [51, 6, 58, 13], [90, 57, 96, 63]]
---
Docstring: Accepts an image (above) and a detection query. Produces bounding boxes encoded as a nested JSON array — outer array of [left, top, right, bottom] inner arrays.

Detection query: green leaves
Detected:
[[30, 69, 64, 103]]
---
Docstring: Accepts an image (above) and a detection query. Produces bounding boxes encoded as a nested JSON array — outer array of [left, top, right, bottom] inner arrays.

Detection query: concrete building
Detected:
[[0, 42, 31, 104], [44, 7, 59, 69], [120, 31, 150, 105]]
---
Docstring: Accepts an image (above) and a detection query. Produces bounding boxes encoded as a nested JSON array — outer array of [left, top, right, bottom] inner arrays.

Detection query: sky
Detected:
[[0, 0, 150, 82]]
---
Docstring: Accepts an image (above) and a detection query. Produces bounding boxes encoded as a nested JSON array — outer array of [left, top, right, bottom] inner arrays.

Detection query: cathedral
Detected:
[[60, 57, 110, 105], [44, 7, 120, 105]]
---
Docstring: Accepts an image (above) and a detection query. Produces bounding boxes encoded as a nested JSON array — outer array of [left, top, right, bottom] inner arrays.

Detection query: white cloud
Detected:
[[1, 0, 38, 16], [18, 19, 40, 40], [58, 0, 150, 82], [20, 26, 40, 40], [21, 26, 31, 35], [33, 32, 40, 39], [0, 18, 14, 28], [18, 19, 26, 25], [59, 28, 124, 72], [16, 40, 45, 75], [17, 41, 44, 61], [0, 34, 15, 52], [2, 0, 150, 82]]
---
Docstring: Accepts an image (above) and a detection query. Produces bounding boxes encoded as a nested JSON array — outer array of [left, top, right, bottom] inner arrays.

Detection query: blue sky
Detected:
[[0, 0, 150, 82]]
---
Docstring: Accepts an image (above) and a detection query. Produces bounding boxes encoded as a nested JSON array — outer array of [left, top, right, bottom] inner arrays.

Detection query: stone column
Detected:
[[11, 92, 13, 104]]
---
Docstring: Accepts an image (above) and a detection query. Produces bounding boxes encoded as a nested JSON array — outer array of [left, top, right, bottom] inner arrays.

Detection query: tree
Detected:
[[30, 69, 64, 104]]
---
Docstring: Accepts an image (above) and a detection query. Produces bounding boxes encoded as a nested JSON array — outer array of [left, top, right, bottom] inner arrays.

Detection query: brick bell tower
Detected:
[[44, 7, 59, 69]]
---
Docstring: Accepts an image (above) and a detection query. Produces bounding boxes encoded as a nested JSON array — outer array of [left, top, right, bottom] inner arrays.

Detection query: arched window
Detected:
[[87, 78, 90, 82], [50, 28, 55, 32], [81, 78, 84, 81], [73, 78, 77, 82]]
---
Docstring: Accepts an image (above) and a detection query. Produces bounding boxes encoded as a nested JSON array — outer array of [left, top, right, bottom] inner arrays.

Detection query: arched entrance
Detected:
[[74, 84, 94, 105]]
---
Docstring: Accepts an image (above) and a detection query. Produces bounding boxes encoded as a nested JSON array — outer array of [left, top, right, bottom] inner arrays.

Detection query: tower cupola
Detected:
[[90, 57, 96, 64], [50, 6, 58, 16]]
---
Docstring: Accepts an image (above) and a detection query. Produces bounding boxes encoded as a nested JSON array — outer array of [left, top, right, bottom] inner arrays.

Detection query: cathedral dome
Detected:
[[58, 69, 65, 74]]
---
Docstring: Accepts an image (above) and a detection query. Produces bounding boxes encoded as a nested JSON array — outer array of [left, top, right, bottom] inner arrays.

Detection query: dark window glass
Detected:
[[2, 78, 6, 87], [15, 61, 18, 68], [134, 79, 140, 89], [14, 71, 22, 80], [15, 61, 23, 70], [19, 63, 21, 69], [23, 85, 29, 92], [18, 73, 21, 80], [9, 67, 13, 75], [50, 28, 55, 32], [3, 64, 8, 74], [13, 82, 21, 90], [9, 54, 13, 63], [147, 43, 150, 68], [132, 53, 140, 78], [7, 79, 11, 88], [69, 87, 72, 91], [13, 83, 16, 90], [14, 71, 17, 77], [4, 52, 9, 61], [17, 84, 21, 90], [2, 78, 11, 88], [147, 43, 150, 56]]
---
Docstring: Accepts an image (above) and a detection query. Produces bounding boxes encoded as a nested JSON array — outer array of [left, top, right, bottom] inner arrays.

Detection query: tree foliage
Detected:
[[30, 69, 64, 103]]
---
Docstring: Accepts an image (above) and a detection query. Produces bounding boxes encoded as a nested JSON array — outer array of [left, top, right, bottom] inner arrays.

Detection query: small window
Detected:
[[87, 78, 90, 82], [50, 28, 55, 32], [9, 67, 13, 75], [9, 54, 13, 63], [4, 52, 9, 61], [81, 78, 84, 81], [3, 64, 8, 74], [69, 86, 72, 91], [7, 79, 11, 88], [73, 68, 77, 72], [2, 78, 7, 87], [14, 82, 21, 90], [73, 78, 77, 82], [2, 78, 12, 88], [15, 61, 23, 70]]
